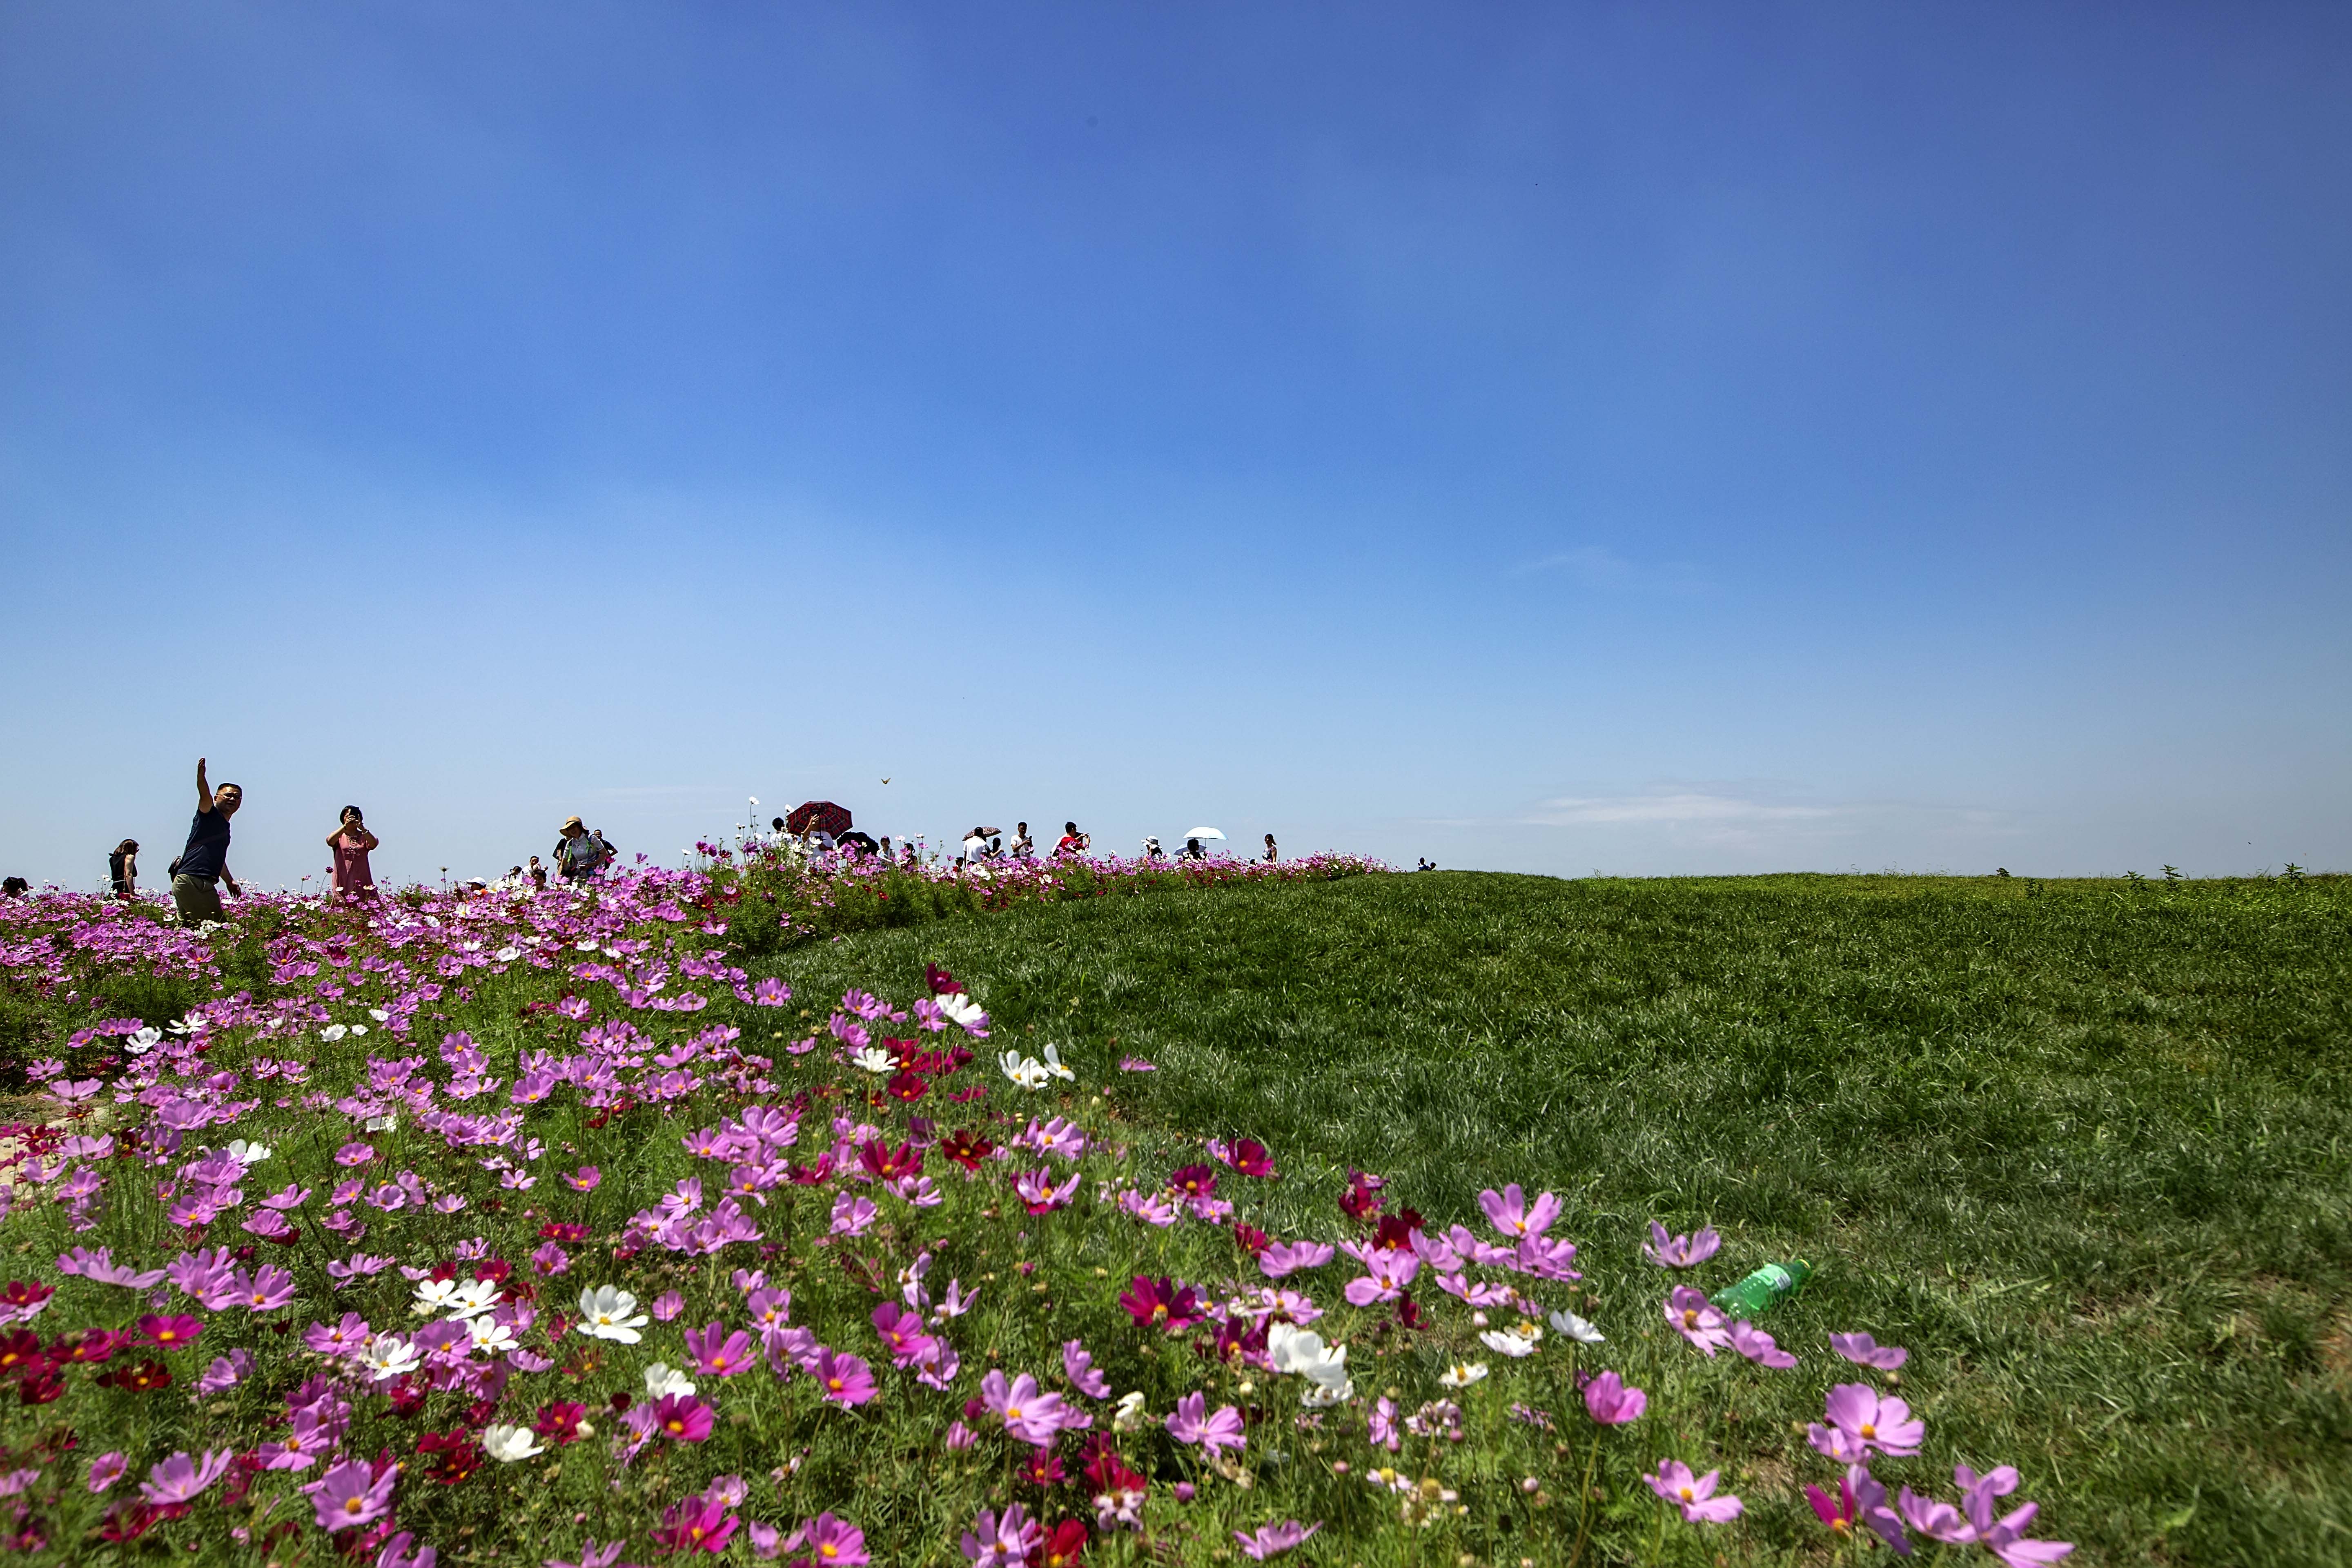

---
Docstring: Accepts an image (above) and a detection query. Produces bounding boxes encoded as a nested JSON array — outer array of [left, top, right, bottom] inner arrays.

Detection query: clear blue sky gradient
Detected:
[[4, 3, 2348, 890]]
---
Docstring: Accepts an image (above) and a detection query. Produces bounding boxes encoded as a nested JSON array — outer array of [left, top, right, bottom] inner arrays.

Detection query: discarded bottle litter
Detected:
[[1711, 1259, 1812, 1318]]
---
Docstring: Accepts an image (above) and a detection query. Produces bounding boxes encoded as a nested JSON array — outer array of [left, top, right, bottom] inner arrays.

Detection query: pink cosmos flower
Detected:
[[1830, 1331, 1909, 1370], [813, 1348, 877, 1407], [140, 1449, 234, 1506], [1257, 1242, 1334, 1280], [686, 1322, 756, 1377], [1478, 1183, 1561, 1240], [1897, 1483, 1976, 1544], [1809, 1383, 1927, 1461], [982, 1370, 1081, 1447], [233, 1264, 298, 1312], [1642, 1221, 1722, 1268], [1582, 1370, 1647, 1425], [945, 1420, 978, 1450], [136, 1313, 204, 1350], [1368, 1396, 1401, 1450], [1664, 1287, 1733, 1356], [58, 1247, 166, 1289], [311, 1457, 396, 1532], [377, 1530, 438, 1568], [87, 1452, 128, 1492], [1727, 1320, 1797, 1368], [829, 1194, 878, 1236], [1960, 1467, 2074, 1566], [785, 1512, 869, 1568], [531, 1241, 571, 1276], [653, 1393, 715, 1441], [197, 1349, 256, 1392], [1646, 1460, 1743, 1523], [1015, 1168, 1080, 1214], [1062, 1339, 1110, 1399], [653, 1291, 685, 1322], [1234, 1520, 1321, 1560], [1806, 1464, 1909, 1551], [562, 1166, 601, 1193], [1166, 1392, 1245, 1455], [545, 1538, 626, 1568], [1342, 1248, 1420, 1305], [960, 1504, 1042, 1568], [1117, 1056, 1156, 1072]]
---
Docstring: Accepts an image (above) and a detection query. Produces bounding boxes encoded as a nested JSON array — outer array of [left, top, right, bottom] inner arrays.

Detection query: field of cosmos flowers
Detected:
[[0, 850, 2338, 1567]]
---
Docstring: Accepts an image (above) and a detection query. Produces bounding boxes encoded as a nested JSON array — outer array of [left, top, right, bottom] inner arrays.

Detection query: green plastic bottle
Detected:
[[1711, 1259, 1812, 1319]]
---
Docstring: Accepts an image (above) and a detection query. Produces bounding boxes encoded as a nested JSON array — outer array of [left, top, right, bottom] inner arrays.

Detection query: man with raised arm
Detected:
[[170, 757, 243, 924]]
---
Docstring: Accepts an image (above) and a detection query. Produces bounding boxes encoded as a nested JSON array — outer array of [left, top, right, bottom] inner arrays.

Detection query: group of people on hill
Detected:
[[0, 766, 1303, 917], [40, 760, 634, 924]]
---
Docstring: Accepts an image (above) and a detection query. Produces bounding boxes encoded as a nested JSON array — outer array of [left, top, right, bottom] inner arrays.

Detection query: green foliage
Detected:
[[757, 870, 2352, 1567]]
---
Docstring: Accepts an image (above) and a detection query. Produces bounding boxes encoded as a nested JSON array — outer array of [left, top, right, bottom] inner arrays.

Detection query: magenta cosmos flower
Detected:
[[1810, 1382, 1926, 1461], [786, 1512, 869, 1568], [653, 1494, 738, 1555], [136, 1313, 204, 1351], [685, 1322, 755, 1378], [813, 1348, 877, 1407], [87, 1452, 128, 1493], [311, 1457, 396, 1532], [1118, 1275, 1204, 1332], [1806, 1464, 1909, 1552], [652, 1392, 715, 1442], [1727, 1319, 1797, 1368], [1646, 1459, 1743, 1523], [1642, 1221, 1722, 1268], [1583, 1370, 1647, 1425], [1664, 1287, 1733, 1356]]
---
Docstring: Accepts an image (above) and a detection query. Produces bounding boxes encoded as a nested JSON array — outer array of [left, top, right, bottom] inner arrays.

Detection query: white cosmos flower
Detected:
[[125, 1027, 161, 1055], [368, 1009, 390, 1023], [321, 1025, 349, 1043], [1438, 1361, 1489, 1388], [364, 1114, 399, 1133], [1301, 1377, 1354, 1407], [849, 1046, 897, 1075], [467, 1317, 518, 1355], [999, 1051, 1050, 1090], [350, 1023, 368, 1036], [362, 1335, 421, 1382], [445, 1279, 502, 1320], [1478, 1323, 1544, 1359], [938, 993, 988, 1031], [644, 1363, 697, 1399], [1111, 1390, 1148, 1432], [1547, 1308, 1605, 1344], [481, 1424, 544, 1463], [225, 1139, 270, 1165], [578, 1285, 647, 1344], [494, 947, 522, 963], [1040, 1044, 1076, 1082], [412, 1278, 463, 1316]]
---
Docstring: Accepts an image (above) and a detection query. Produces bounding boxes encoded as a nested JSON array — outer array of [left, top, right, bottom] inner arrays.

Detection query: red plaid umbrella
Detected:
[[785, 801, 853, 837]]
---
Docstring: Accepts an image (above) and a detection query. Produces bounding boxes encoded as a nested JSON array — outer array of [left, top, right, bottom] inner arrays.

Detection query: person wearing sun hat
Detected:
[[553, 815, 609, 882]]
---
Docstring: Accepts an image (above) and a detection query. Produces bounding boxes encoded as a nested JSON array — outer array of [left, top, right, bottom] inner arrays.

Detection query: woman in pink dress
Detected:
[[326, 806, 380, 900]]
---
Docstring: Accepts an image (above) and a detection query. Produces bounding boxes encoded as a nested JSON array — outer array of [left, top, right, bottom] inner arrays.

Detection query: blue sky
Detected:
[[4, 2, 2348, 891]]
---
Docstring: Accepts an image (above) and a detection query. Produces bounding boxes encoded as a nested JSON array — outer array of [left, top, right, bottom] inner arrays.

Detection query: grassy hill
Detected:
[[765, 869, 2352, 1565]]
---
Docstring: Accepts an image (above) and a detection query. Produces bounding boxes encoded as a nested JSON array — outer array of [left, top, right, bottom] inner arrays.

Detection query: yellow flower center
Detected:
[[820, 1547, 838, 1561], [1678, 1486, 1694, 1502], [1006, 1405, 1023, 1420], [1861, 1423, 1877, 1439], [1682, 1310, 1699, 1329], [828, 1377, 844, 1392]]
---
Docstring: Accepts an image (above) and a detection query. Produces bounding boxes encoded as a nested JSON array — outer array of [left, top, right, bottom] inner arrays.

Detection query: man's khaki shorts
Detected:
[[171, 874, 224, 925]]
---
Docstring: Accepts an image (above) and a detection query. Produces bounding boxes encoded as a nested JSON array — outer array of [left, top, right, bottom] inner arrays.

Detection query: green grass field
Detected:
[[764, 870, 2352, 1566]]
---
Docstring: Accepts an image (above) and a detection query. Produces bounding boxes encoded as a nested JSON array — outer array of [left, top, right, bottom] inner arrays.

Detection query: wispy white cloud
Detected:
[[1515, 545, 1711, 594], [1493, 786, 2025, 849]]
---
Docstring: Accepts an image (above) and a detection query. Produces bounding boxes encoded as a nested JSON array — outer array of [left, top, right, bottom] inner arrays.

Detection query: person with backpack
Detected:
[[170, 757, 243, 923], [553, 816, 610, 882], [108, 838, 140, 898]]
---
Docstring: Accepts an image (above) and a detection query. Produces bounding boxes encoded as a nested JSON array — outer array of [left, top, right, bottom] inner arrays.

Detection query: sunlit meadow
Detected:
[[5, 842, 2295, 1567]]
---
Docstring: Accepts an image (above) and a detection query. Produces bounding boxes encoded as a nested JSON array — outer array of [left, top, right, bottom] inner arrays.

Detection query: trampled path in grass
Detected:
[[762, 870, 2352, 1566]]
